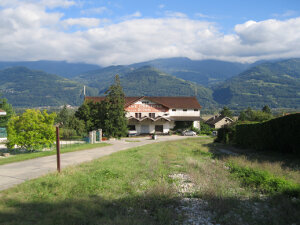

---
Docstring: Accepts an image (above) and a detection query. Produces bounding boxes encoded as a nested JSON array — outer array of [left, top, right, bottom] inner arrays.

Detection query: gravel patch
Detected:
[[170, 173, 217, 225]]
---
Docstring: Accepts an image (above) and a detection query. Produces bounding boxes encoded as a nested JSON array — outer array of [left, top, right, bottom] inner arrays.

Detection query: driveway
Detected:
[[0, 135, 198, 191]]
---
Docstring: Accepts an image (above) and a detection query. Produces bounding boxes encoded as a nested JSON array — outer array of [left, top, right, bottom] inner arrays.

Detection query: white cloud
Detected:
[[195, 13, 215, 19], [80, 7, 108, 15], [0, 1, 300, 66], [40, 0, 76, 8], [165, 11, 187, 18], [121, 11, 142, 20], [0, 0, 75, 8], [272, 10, 297, 18], [158, 4, 165, 9], [62, 18, 101, 28]]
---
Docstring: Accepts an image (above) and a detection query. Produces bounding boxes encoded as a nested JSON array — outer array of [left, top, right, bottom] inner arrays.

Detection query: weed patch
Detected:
[[227, 162, 300, 197]]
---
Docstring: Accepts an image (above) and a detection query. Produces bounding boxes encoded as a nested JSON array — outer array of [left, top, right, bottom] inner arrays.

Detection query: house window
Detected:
[[128, 125, 136, 131], [194, 109, 199, 111], [172, 109, 176, 111], [155, 125, 163, 132], [149, 113, 155, 118], [135, 113, 142, 118], [183, 109, 187, 111], [142, 101, 149, 104]]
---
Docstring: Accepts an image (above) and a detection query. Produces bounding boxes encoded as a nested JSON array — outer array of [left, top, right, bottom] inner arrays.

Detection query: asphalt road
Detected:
[[0, 135, 197, 191]]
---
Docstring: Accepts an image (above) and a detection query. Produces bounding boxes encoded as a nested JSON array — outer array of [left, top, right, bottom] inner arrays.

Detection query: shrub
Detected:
[[215, 124, 236, 144], [199, 121, 214, 135], [235, 113, 300, 154], [227, 162, 300, 197]]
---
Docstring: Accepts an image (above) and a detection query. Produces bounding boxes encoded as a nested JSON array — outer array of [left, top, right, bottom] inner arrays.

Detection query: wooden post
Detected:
[[56, 126, 61, 173]]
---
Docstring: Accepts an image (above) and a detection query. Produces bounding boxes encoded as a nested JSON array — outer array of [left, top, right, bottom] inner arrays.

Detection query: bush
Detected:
[[227, 162, 300, 197], [60, 128, 77, 140], [215, 124, 236, 144], [199, 121, 214, 135], [235, 113, 300, 154]]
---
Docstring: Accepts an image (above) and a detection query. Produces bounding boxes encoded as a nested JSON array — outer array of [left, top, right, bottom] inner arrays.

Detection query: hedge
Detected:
[[235, 113, 300, 154]]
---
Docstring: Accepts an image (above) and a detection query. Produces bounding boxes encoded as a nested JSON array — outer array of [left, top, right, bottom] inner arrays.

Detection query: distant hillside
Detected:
[[109, 66, 217, 108], [212, 59, 300, 109], [0, 61, 101, 78], [75, 65, 132, 94], [75, 57, 250, 87], [131, 57, 250, 86], [0, 67, 98, 107]]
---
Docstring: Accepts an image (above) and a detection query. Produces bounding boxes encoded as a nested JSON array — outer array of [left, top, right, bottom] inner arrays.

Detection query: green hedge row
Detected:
[[235, 113, 300, 154]]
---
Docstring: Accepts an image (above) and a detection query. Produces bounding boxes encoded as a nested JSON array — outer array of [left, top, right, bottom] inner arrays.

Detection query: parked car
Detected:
[[128, 130, 137, 137], [182, 130, 197, 136]]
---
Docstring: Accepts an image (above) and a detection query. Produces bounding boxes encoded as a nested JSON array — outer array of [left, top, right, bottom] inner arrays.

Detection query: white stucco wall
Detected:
[[169, 109, 200, 117]]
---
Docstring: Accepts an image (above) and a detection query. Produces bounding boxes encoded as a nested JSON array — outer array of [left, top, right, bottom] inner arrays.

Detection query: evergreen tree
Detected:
[[103, 75, 128, 138], [220, 106, 233, 118], [75, 75, 128, 138], [262, 105, 271, 114]]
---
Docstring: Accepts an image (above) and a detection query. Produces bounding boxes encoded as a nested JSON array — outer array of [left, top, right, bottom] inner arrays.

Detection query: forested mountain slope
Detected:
[[0, 61, 101, 78], [212, 59, 300, 109], [115, 66, 217, 108], [0, 67, 98, 107]]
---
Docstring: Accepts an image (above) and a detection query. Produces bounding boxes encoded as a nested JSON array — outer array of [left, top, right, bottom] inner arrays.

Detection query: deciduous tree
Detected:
[[7, 109, 56, 150]]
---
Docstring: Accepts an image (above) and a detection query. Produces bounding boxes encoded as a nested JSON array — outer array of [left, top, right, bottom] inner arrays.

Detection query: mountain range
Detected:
[[0, 61, 101, 78], [0, 58, 299, 110], [0, 67, 98, 107]]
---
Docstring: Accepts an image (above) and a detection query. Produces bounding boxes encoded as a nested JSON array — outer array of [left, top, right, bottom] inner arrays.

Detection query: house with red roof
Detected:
[[85, 96, 202, 134]]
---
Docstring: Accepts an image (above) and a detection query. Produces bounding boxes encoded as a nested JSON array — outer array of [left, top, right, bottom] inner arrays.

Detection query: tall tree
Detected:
[[103, 75, 128, 138], [75, 75, 128, 138], [220, 106, 233, 118], [262, 105, 271, 114]]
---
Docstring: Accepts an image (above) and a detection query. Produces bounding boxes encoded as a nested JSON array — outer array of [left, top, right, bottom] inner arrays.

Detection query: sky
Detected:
[[0, 0, 300, 66]]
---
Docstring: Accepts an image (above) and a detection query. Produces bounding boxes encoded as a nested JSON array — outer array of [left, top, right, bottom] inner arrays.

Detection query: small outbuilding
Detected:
[[205, 114, 233, 129]]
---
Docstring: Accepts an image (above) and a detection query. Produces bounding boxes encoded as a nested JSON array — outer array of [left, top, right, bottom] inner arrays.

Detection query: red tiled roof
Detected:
[[85, 96, 202, 109]]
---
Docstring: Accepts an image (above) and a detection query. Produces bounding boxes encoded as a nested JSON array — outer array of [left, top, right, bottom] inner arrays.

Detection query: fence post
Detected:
[[56, 126, 61, 173]]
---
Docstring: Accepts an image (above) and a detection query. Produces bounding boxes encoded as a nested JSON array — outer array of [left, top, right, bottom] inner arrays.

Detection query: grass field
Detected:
[[0, 137, 299, 225], [0, 142, 110, 166]]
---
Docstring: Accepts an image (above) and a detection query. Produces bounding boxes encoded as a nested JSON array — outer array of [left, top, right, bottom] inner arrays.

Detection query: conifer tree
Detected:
[[103, 75, 128, 138], [220, 106, 233, 118]]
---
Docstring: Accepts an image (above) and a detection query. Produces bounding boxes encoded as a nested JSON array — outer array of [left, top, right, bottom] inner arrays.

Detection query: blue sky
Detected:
[[0, 0, 300, 65], [58, 0, 300, 32]]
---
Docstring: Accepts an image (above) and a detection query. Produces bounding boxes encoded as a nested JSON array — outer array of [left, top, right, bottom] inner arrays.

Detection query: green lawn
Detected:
[[0, 142, 110, 166], [0, 137, 299, 225]]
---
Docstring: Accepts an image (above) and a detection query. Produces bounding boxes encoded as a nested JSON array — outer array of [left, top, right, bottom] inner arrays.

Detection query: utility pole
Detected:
[[56, 126, 61, 173]]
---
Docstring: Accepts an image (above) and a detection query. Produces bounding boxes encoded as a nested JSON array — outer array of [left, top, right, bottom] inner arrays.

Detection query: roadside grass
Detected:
[[0, 137, 299, 225], [0, 142, 110, 166]]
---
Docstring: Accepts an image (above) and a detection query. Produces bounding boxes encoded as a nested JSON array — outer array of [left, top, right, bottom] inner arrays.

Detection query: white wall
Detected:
[[128, 120, 175, 134], [169, 109, 200, 117]]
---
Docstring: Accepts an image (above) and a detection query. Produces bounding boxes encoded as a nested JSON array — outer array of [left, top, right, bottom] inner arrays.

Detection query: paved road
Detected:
[[0, 135, 197, 191]]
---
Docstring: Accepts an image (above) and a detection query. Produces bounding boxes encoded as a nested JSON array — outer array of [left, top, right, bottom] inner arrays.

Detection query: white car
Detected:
[[182, 130, 197, 136]]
